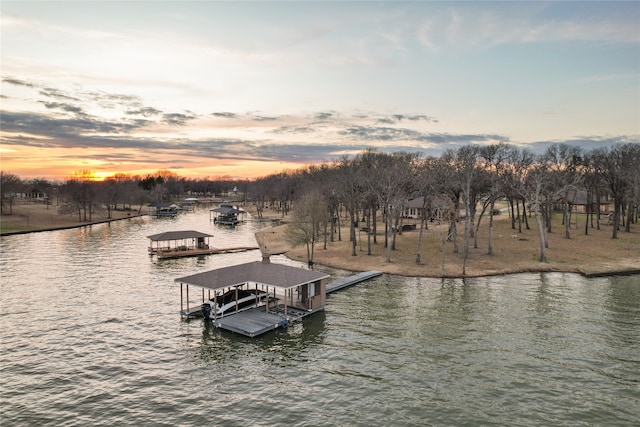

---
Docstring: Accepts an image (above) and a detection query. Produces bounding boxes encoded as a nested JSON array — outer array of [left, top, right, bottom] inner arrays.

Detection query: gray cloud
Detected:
[[1, 75, 635, 176], [40, 101, 86, 115], [212, 112, 238, 118], [314, 112, 334, 121], [340, 125, 506, 146], [39, 87, 81, 102], [126, 106, 162, 117], [0, 110, 153, 142], [163, 112, 197, 126], [251, 115, 279, 122], [2, 77, 37, 88], [272, 126, 316, 134], [523, 136, 639, 154]]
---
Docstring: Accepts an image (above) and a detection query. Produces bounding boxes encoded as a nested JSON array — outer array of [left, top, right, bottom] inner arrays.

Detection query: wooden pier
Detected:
[[156, 246, 258, 259], [326, 270, 383, 294]]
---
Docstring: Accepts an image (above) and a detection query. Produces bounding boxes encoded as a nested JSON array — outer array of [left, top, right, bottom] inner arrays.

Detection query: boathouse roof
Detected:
[[175, 260, 329, 291], [210, 205, 244, 215], [147, 230, 213, 241]]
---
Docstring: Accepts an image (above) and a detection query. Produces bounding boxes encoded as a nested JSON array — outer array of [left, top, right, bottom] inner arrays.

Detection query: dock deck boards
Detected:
[[214, 306, 289, 337], [157, 246, 258, 259]]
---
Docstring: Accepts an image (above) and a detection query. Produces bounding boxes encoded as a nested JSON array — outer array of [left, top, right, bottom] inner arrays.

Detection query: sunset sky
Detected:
[[1, 1, 638, 181]]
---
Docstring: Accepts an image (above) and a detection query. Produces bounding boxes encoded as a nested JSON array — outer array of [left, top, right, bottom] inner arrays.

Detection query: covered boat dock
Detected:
[[148, 230, 257, 259], [210, 203, 247, 225], [175, 255, 330, 337]]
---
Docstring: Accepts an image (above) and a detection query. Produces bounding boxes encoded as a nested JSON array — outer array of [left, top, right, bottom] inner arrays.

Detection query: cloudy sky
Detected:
[[1, 1, 638, 181]]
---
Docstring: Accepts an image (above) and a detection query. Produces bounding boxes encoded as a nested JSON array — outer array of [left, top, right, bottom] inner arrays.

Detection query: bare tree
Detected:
[[335, 157, 362, 257], [543, 143, 584, 239], [414, 156, 439, 264], [592, 143, 636, 239], [286, 190, 329, 268], [514, 153, 549, 262], [435, 151, 462, 254], [58, 170, 99, 221], [0, 171, 22, 215], [452, 145, 481, 276], [479, 143, 509, 255]]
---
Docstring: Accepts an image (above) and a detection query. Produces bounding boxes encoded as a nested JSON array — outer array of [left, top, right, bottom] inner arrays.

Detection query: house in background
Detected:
[[403, 195, 454, 223], [554, 189, 611, 215]]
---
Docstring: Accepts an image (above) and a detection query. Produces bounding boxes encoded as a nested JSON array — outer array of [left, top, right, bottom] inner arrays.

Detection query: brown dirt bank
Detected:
[[254, 213, 640, 278], [1, 202, 145, 235]]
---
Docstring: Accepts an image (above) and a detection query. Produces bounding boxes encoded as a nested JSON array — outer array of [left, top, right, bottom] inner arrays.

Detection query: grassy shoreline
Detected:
[[0, 202, 145, 236], [254, 210, 640, 279], [3, 202, 639, 278]]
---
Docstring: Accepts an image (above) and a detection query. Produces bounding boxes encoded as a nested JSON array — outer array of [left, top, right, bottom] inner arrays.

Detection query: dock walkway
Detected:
[[326, 270, 383, 294], [157, 246, 258, 259]]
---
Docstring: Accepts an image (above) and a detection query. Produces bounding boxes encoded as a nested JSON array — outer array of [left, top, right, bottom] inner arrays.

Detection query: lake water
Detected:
[[1, 209, 639, 426]]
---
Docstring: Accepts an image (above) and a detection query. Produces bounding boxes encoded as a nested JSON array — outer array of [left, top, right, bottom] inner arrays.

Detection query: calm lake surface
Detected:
[[1, 209, 639, 426]]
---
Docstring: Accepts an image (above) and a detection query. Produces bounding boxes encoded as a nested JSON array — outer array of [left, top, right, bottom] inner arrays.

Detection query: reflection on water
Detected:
[[1, 210, 639, 426]]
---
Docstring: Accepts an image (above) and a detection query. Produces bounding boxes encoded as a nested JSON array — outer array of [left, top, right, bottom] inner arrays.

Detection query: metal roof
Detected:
[[211, 206, 245, 215], [175, 260, 330, 290], [147, 230, 213, 241]]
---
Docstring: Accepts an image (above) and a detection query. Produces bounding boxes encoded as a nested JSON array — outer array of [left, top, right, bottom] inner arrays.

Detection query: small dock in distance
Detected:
[[326, 270, 383, 294]]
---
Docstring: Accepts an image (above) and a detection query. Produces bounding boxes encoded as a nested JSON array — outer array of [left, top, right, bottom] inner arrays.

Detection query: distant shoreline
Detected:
[[0, 202, 147, 236], [0, 213, 147, 236]]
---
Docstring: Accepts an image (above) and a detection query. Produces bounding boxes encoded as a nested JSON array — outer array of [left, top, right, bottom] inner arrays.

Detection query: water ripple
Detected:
[[1, 212, 639, 426]]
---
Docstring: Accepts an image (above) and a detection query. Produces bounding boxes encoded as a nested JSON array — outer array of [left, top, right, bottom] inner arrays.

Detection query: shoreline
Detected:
[[0, 213, 147, 236], [3, 203, 639, 279], [278, 247, 640, 279], [254, 217, 640, 280]]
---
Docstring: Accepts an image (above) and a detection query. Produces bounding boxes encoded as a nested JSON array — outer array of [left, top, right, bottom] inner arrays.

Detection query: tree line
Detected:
[[0, 169, 249, 221], [2, 142, 638, 270], [274, 143, 639, 272]]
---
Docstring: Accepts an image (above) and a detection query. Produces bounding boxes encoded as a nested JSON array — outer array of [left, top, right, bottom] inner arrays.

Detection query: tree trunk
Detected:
[[596, 192, 601, 230], [509, 198, 516, 229], [416, 213, 425, 264], [522, 199, 530, 230], [463, 213, 470, 277], [612, 198, 622, 239], [366, 209, 372, 255], [533, 203, 547, 262], [323, 218, 328, 250], [625, 199, 632, 232], [487, 199, 494, 255], [373, 208, 378, 245], [350, 212, 357, 256], [564, 199, 571, 239], [385, 209, 392, 262], [585, 192, 590, 236], [391, 213, 400, 251]]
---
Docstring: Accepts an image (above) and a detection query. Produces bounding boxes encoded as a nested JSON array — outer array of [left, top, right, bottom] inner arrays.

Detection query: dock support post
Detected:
[[180, 283, 183, 316]]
